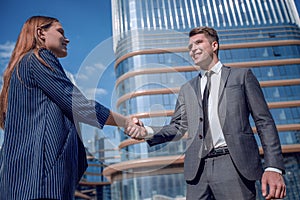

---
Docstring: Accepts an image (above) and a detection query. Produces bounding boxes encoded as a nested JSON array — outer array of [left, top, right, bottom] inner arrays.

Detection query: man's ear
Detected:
[[212, 41, 218, 52], [37, 28, 46, 40]]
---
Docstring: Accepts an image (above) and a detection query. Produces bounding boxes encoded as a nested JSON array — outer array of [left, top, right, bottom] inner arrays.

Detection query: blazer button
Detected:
[[199, 135, 203, 139], [199, 117, 203, 122]]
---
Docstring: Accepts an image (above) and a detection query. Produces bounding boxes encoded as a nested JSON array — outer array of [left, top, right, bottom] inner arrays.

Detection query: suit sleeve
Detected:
[[29, 49, 110, 129], [244, 69, 285, 171], [147, 88, 188, 146]]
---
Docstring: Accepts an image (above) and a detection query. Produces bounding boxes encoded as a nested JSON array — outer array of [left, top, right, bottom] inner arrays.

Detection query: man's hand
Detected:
[[261, 171, 286, 200], [124, 117, 148, 140]]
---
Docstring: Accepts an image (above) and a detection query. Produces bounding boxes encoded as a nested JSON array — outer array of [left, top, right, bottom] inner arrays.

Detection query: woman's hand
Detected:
[[125, 117, 147, 140]]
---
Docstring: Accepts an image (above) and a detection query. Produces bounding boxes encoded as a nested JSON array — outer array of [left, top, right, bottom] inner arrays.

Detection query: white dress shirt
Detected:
[[200, 61, 227, 148]]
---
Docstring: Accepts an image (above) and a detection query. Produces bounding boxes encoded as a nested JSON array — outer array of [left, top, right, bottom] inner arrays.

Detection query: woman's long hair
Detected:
[[0, 16, 59, 129]]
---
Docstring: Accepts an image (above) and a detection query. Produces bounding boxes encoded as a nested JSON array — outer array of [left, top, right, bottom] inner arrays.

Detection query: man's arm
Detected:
[[244, 69, 286, 199], [148, 90, 188, 146], [127, 89, 188, 145]]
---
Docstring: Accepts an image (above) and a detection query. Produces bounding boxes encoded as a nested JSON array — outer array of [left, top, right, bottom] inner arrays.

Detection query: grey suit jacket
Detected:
[[147, 66, 285, 181]]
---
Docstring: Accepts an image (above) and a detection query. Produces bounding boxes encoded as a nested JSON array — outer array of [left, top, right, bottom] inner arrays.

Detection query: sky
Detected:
[[0, 0, 115, 103], [1, 0, 300, 151], [0, 0, 120, 150]]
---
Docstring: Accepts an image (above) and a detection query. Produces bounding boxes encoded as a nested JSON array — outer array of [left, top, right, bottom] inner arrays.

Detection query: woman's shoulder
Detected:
[[19, 48, 64, 77], [38, 48, 60, 63], [22, 48, 58, 63], [28, 48, 62, 69]]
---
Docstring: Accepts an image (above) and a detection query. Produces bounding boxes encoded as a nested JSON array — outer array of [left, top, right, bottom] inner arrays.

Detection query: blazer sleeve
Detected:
[[147, 88, 188, 146], [244, 69, 285, 171], [29, 49, 110, 129]]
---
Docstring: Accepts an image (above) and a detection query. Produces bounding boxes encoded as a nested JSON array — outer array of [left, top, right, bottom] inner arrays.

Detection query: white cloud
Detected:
[[64, 70, 76, 85], [80, 63, 106, 76], [93, 88, 108, 95], [0, 41, 15, 70], [76, 73, 89, 81], [75, 62, 108, 88], [85, 88, 108, 99], [73, 62, 109, 100], [94, 63, 106, 70], [0, 41, 15, 59], [83, 65, 97, 73]]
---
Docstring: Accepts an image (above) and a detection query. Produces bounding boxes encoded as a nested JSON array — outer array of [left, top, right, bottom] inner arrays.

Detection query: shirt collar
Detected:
[[199, 61, 223, 77]]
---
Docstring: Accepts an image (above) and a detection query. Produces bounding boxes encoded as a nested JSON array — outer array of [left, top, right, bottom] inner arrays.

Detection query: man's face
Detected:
[[188, 33, 217, 70]]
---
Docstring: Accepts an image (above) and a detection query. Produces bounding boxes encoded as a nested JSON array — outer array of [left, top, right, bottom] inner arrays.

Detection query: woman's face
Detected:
[[41, 22, 69, 58]]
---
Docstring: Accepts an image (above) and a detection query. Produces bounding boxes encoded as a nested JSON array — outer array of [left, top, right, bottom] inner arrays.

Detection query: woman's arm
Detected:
[[105, 111, 128, 127]]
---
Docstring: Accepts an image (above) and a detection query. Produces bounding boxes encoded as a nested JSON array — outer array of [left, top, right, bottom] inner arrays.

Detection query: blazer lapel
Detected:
[[189, 75, 203, 108], [218, 65, 231, 100], [218, 66, 231, 129]]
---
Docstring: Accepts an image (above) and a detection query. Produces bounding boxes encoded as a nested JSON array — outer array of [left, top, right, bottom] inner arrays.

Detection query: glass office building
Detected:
[[104, 0, 300, 199], [77, 131, 120, 199]]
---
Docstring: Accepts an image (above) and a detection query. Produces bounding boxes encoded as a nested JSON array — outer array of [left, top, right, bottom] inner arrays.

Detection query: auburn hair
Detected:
[[0, 16, 58, 129]]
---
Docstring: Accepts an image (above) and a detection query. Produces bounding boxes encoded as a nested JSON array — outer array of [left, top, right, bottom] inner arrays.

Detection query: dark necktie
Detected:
[[201, 71, 214, 158]]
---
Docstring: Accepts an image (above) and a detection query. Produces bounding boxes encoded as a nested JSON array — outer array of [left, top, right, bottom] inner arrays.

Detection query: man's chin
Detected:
[[194, 60, 202, 66], [194, 61, 208, 70]]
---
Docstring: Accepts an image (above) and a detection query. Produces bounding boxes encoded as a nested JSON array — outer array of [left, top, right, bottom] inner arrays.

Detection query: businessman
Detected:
[[128, 26, 286, 200]]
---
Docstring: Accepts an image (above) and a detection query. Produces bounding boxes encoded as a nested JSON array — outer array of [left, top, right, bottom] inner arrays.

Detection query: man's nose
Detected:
[[191, 43, 198, 52]]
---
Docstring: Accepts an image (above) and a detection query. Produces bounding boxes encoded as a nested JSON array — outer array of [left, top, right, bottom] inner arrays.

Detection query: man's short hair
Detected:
[[189, 26, 219, 45]]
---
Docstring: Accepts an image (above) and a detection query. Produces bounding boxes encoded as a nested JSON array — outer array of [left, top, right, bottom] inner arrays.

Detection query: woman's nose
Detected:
[[65, 37, 70, 43]]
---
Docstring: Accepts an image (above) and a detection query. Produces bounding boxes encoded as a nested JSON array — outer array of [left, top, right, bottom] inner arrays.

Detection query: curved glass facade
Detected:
[[112, 0, 300, 57], [111, 173, 186, 200], [108, 0, 300, 199]]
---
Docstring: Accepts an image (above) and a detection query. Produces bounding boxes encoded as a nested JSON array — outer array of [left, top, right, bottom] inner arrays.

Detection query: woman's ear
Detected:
[[37, 28, 45, 41]]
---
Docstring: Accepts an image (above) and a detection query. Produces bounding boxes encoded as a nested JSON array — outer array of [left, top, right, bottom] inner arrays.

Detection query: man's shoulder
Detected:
[[223, 65, 250, 72], [176, 76, 199, 96], [182, 75, 198, 88]]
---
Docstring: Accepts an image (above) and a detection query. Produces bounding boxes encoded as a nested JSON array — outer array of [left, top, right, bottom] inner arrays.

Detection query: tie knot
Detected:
[[206, 70, 213, 78]]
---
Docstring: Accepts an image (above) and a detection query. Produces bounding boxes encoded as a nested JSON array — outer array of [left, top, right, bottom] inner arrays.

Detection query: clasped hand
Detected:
[[124, 117, 147, 140]]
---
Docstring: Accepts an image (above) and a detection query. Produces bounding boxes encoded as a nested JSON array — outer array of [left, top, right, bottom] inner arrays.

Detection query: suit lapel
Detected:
[[218, 65, 231, 100], [189, 75, 203, 108], [218, 66, 231, 129]]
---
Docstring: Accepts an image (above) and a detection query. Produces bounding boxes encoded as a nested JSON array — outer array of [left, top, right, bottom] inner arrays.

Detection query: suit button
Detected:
[[199, 135, 203, 139], [199, 117, 203, 122]]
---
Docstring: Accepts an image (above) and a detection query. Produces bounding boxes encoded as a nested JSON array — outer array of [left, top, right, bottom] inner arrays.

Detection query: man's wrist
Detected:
[[144, 126, 154, 140], [265, 167, 282, 175]]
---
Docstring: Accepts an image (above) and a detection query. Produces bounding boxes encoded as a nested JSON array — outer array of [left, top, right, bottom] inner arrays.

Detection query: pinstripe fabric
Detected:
[[0, 49, 110, 199]]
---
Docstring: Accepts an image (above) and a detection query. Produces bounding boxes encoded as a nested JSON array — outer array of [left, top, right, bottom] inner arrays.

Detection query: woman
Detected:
[[0, 16, 141, 199]]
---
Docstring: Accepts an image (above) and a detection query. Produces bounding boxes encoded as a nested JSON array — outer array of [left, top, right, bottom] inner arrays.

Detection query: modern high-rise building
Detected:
[[104, 0, 300, 199], [77, 130, 120, 199]]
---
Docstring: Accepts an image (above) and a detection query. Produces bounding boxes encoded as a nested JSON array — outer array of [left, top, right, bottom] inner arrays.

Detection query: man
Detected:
[[128, 26, 286, 200]]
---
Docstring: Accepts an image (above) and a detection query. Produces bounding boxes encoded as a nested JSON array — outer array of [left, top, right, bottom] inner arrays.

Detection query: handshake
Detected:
[[124, 117, 149, 140]]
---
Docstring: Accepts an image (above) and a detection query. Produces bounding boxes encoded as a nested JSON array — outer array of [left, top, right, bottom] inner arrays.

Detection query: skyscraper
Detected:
[[104, 0, 300, 199]]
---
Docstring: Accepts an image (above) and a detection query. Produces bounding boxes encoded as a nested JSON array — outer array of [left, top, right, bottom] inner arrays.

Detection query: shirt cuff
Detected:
[[144, 126, 154, 140], [265, 167, 282, 175]]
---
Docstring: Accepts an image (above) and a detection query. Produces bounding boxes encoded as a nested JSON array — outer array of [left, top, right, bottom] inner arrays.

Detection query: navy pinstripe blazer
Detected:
[[0, 49, 110, 199]]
